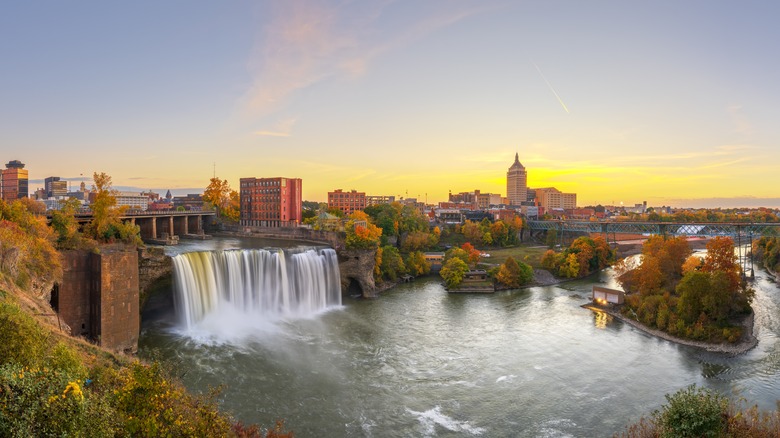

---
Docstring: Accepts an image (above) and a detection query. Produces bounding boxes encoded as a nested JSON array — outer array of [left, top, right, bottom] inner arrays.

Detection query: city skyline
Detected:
[[2, 1, 779, 208]]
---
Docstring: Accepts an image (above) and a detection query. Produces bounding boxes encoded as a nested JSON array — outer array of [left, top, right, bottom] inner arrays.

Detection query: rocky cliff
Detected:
[[337, 249, 377, 298], [137, 246, 172, 307]]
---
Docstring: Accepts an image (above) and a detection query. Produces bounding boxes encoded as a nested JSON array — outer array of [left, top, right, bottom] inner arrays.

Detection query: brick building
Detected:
[[328, 189, 366, 215], [1, 160, 29, 201], [240, 177, 302, 227], [535, 187, 577, 213]]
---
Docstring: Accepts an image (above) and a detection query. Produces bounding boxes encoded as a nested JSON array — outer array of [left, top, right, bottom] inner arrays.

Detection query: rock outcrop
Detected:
[[137, 246, 172, 307], [337, 249, 377, 298]]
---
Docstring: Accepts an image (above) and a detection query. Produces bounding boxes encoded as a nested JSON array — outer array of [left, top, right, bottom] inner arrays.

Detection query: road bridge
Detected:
[[64, 210, 216, 243]]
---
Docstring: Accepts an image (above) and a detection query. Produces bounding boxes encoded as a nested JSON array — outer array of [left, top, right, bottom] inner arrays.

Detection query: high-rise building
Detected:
[[45, 176, 68, 198], [328, 189, 366, 215], [507, 153, 527, 206], [240, 177, 302, 227], [1, 160, 29, 201]]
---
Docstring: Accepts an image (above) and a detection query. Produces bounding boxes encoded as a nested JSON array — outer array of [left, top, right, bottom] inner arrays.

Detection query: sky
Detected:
[[1, 0, 779, 208]]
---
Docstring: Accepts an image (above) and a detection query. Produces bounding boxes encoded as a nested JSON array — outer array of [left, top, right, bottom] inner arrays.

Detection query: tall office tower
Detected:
[[506, 153, 527, 206], [239, 177, 302, 227], [1, 160, 29, 201], [45, 176, 68, 198]]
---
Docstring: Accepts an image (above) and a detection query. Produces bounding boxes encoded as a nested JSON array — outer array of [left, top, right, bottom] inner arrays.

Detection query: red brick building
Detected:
[[328, 189, 366, 215], [240, 177, 302, 227]]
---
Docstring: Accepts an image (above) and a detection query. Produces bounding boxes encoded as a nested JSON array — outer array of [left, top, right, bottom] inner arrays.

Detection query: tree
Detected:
[[405, 251, 431, 276], [461, 220, 483, 244], [203, 177, 239, 223], [460, 242, 481, 267], [545, 229, 558, 249], [50, 198, 84, 249], [379, 245, 406, 281], [702, 236, 741, 292], [440, 257, 468, 289], [86, 172, 140, 244], [495, 256, 533, 288], [345, 211, 382, 249], [443, 247, 469, 266]]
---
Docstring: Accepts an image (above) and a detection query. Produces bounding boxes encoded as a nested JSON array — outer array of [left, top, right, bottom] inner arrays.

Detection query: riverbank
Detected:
[[582, 303, 758, 355]]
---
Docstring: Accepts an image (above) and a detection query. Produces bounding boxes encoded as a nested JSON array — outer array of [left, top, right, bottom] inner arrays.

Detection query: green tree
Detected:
[[440, 257, 468, 289], [545, 229, 558, 248], [405, 251, 431, 276], [50, 198, 84, 249], [379, 245, 406, 281]]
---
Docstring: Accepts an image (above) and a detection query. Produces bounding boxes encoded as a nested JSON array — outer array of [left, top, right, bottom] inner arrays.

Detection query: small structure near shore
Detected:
[[448, 270, 495, 293], [592, 286, 624, 305]]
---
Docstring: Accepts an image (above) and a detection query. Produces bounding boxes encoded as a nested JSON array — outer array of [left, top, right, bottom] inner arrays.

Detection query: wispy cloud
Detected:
[[254, 117, 298, 137], [240, 0, 497, 120]]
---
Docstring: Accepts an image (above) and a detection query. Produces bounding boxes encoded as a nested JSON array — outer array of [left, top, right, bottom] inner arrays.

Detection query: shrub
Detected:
[[0, 301, 48, 368], [655, 385, 727, 438]]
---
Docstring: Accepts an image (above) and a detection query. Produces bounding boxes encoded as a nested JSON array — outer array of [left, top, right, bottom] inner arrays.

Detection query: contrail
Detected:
[[532, 61, 570, 114]]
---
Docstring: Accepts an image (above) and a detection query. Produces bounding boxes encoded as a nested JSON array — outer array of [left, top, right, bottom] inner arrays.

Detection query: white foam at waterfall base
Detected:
[[171, 247, 342, 344], [406, 406, 486, 436]]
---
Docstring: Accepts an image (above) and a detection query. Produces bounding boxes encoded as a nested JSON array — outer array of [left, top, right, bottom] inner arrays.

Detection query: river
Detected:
[[139, 238, 780, 437]]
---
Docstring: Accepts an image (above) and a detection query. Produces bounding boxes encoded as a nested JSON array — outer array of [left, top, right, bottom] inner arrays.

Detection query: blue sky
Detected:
[[2, 1, 779, 207]]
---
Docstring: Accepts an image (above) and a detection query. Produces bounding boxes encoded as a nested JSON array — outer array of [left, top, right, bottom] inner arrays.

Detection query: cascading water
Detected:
[[171, 248, 341, 330]]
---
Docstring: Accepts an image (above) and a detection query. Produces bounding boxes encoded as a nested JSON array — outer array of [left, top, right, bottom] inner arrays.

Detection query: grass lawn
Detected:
[[479, 245, 549, 268]]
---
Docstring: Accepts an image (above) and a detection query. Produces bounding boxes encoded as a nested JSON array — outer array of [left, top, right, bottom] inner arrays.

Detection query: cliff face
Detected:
[[137, 247, 172, 307], [337, 249, 377, 298]]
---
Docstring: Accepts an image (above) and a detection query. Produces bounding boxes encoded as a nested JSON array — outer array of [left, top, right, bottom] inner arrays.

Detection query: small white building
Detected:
[[592, 286, 625, 305]]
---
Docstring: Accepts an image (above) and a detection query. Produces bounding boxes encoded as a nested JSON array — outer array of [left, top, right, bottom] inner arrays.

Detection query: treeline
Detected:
[[752, 235, 780, 274], [615, 236, 752, 343], [540, 236, 615, 278], [612, 208, 779, 223]]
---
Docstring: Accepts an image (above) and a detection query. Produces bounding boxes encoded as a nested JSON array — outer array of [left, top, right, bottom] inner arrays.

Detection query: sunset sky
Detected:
[[2, 1, 778, 207]]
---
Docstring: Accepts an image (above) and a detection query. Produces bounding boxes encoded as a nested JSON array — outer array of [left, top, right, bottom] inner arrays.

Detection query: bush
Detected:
[[655, 385, 727, 438], [0, 301, 48, 368]]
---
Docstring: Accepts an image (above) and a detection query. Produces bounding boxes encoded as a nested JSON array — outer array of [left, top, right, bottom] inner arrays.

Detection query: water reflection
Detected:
[[593, 309, 611, 329]]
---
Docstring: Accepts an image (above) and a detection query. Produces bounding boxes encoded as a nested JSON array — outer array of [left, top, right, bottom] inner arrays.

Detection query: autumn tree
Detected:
[[460, 242, 481, 267], [86, 172, 141, 244], [345, 211, 382, 249], [203, 177, 239, 223], [701, 236, 741, 292], [440, 257, 468, 289], [405, 251, 431, 276], [495, 256, 534, 288]]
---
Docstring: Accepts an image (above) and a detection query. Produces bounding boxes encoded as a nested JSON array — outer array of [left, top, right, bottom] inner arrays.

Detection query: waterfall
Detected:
[[172, 248, 342, 328]]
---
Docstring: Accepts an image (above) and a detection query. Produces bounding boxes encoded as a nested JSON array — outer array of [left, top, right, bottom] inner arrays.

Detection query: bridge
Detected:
[[527, 220, 780, 240], [67, 210, 216, 244], [527, 220, 780, 278]]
